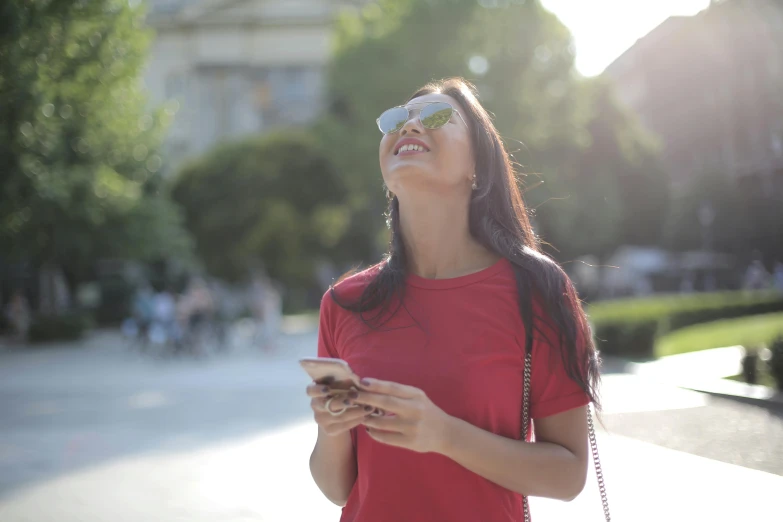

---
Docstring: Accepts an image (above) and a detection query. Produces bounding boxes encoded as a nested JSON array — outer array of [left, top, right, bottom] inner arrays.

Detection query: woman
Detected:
[[306, 77, 602, 522]]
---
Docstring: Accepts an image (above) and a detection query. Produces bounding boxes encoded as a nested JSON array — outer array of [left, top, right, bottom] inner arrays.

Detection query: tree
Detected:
[[531, 79, 669, 261], [170, 131, 350, 290], [0, 0, 190, 310], [319, 0, 667, 263]]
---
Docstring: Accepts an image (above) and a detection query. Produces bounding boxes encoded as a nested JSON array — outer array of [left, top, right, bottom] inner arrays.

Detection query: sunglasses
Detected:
[[376, 101, 466, 135]]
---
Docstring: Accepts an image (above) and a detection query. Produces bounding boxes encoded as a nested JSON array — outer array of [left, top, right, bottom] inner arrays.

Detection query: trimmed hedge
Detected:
[[28, 312, 94, 343], [588, 291, 783, 359], [769, 335, 783, 391]]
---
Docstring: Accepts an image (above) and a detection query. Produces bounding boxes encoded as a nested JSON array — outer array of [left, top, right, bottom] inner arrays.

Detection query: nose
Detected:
[[399, 111, 424, 135]]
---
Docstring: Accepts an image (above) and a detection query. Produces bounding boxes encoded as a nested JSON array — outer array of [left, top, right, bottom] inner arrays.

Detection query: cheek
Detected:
[[439, 135, 474, 172]]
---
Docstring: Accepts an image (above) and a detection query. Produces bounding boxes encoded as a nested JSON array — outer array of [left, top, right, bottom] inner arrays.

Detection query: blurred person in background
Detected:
[[251, 274, 282, 353], [306, 78, 602, 522], [773, 261, 783, 292], [177, 277, 218, 355], [150, 285, 179, 347], [124, 284, 154, 347], [6, 289, 31, 343], [179, 277, 214, 332], [743, 255, 770, 290]]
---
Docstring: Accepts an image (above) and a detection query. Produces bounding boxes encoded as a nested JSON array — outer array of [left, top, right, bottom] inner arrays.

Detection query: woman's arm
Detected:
[[352, 379, 589, 502], [439, 406, 589, 501], [309, 428, 358, 506]]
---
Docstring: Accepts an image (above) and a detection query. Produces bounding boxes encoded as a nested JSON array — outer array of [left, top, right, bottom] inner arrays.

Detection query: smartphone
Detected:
[[299, 357, 384, 416], [299, 357, 362, 390]]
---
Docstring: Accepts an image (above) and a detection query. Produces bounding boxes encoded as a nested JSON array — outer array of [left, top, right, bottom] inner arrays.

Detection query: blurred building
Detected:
[[144, 0, 368, 170], [604, 0, 783, 194]]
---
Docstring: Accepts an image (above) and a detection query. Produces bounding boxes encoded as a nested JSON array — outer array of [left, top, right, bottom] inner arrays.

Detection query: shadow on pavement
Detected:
[[0, 329, 319, 501]]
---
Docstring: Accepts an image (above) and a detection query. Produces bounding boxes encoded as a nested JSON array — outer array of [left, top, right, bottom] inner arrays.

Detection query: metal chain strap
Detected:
[[520, 352, 611, 521]]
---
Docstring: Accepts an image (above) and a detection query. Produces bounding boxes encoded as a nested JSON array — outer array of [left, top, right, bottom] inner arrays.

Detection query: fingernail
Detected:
[[364, 405, 373, 412], [349, 390, 359, 399], [360, 378, 371, 386], [321, 386, 330, 393]]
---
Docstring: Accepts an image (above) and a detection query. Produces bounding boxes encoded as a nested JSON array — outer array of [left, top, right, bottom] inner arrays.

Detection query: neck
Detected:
[[396, 192, 499, 279]]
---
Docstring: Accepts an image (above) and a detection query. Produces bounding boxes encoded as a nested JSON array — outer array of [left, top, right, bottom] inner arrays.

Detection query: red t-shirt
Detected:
[[316, 257, 590, 522]]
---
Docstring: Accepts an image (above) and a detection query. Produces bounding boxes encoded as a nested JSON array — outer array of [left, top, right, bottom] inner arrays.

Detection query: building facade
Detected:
[[604, 0, 783, 194], [143, 0, 365, 170]]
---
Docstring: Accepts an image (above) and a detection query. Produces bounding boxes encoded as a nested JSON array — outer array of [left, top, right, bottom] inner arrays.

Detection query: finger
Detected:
[[350, 391, 407, 414], [315, 396, 372, 417], [321, 409, 374, 435], [360, 378, 422, 399], [306, 383, 335, 398], [361, 414, 405, 433], [312, 395, 355, 413], [365, 427, 407, 447]]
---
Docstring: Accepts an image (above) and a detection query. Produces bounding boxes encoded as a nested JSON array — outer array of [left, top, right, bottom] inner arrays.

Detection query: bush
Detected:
[[28, 311, 94, 343], [171, 130, 350, 287], [768, 335, 783, 391], [592, 319, 659, 359], [95, 277, 136, 325], [666, 297, 783, 331], [588, 291, 783, 358]]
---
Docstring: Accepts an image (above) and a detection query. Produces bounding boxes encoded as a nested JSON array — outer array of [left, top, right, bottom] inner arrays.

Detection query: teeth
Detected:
[[398, 144, 426, 153]]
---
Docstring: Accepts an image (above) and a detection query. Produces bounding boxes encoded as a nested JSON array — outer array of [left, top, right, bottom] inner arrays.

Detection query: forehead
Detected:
[[404, 93, 463, 111]]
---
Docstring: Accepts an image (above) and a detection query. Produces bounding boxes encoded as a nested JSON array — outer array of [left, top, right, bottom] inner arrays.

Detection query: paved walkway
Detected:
[[615, 345, 783, 404], [0, 327, 781, 521]]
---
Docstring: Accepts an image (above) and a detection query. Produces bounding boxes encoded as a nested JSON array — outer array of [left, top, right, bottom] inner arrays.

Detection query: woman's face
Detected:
[[379, 93, 474, 197]]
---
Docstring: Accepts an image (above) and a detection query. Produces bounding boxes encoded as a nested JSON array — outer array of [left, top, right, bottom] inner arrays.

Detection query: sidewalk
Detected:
[[608, 346, 783, 407], [1, 417, 780, 522], [1, 327, 781, 521]]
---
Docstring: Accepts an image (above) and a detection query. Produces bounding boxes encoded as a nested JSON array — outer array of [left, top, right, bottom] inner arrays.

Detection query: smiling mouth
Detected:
[[395, 144, 430, 155]]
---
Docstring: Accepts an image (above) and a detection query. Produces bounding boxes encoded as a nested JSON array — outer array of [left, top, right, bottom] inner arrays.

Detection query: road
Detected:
[[0, 327, 781, 521]]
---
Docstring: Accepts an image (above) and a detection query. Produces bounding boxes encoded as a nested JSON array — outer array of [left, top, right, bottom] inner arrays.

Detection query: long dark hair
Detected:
[[330, 77, 602, 411]]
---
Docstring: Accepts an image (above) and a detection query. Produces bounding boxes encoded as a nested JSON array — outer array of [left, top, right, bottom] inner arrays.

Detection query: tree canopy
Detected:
[[318, 0, 669, 262], [171, 131, 349, 287], [0, 0, 190, 288]]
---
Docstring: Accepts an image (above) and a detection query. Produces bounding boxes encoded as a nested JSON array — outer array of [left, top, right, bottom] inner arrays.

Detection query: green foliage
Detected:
[[27, 310, 93, 343], [588, 291, 783, 358], [171, 131, 349, 288], [654, 312, 783, 358], [533, 79, 669, 259], [320, 0, 667, 261], [768, 335, 783, 391], [592, 319, 658, 359], [0, 0, 191, 285], [94, 276, 136, 325]]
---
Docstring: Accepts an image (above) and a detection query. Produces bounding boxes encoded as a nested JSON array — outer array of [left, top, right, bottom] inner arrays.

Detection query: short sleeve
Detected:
[[317, 290, 339, 359], [529, 304, 590, 420]]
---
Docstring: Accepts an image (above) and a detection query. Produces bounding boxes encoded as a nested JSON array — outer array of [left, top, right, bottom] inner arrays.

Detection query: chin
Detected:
[[384, 165, 432, 189]]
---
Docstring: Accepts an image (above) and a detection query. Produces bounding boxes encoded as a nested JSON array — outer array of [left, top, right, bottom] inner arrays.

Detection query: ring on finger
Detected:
[[325, 396, 349, 416]]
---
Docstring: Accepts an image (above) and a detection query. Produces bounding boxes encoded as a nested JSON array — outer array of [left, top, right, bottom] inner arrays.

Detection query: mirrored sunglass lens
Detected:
[[379, 107, 409, 134], [420, 103, 453, 129]]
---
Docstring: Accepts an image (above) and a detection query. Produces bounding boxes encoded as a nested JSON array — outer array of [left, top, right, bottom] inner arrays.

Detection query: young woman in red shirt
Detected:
[[305, 77, 605, 522]]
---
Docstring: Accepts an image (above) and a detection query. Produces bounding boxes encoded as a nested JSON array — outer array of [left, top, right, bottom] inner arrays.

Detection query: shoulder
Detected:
[[320, 261, 385, 310]]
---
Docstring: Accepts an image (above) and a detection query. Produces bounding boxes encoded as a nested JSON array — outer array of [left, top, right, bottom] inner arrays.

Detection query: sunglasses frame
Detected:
[[376, 101, 467, 135]]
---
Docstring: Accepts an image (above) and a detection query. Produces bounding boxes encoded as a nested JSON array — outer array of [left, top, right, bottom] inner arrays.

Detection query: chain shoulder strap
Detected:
[[521, 352, 611, 521]]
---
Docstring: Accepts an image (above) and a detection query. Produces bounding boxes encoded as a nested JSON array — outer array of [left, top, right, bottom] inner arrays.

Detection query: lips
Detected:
[[394, 138, 430, 155]]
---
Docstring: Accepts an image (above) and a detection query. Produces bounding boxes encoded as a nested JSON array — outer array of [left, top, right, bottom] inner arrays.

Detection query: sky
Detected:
[[540, 0, 712, 77]]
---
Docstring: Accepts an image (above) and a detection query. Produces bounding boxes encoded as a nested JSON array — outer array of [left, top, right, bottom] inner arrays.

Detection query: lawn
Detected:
[[654, 312, 783, 358], [587, 290, 783, 323]]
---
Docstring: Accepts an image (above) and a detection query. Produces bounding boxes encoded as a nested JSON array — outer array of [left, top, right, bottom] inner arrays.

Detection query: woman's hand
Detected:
[[347, 378, 452, 454], [307, 383, 374, 436]]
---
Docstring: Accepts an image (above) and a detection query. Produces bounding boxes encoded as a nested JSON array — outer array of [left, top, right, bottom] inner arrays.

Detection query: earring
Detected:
[[471, 173, 478, 190]]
